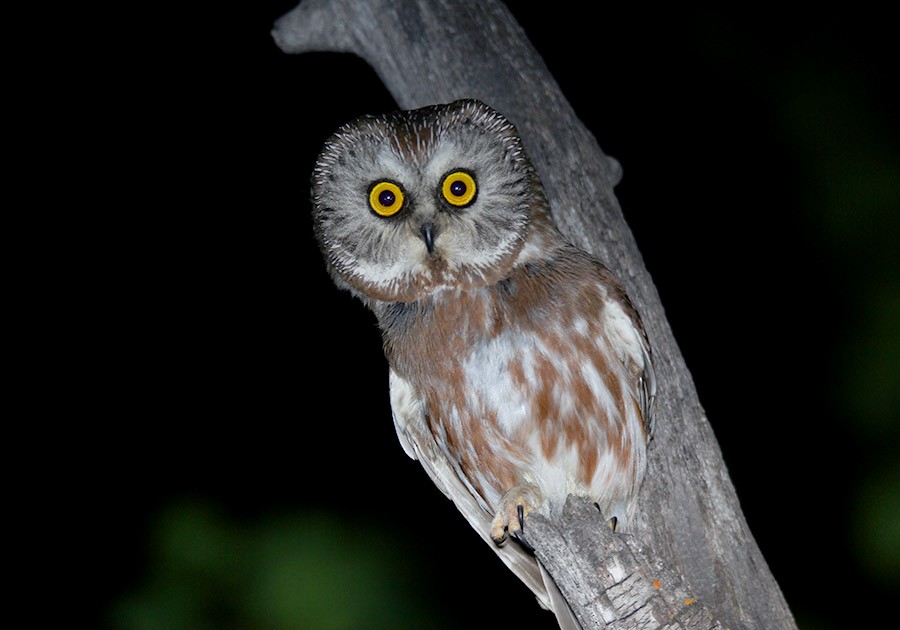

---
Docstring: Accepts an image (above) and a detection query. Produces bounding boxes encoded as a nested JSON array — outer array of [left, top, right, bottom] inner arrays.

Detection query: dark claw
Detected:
[[513, 504, 535, 553], [512, 530, 535, 554]]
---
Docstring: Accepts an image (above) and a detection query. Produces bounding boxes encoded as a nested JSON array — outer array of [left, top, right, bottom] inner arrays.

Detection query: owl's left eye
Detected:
[[441, 170, 477, 207], [369, 180, 405, 217]]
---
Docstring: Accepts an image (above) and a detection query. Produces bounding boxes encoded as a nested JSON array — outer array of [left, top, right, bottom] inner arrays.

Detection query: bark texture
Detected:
[[273, 1, 796, 628], [528, 497, 727, 629]]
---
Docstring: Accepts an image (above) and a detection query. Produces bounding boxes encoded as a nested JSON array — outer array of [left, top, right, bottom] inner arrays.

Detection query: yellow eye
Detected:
[[441, 170, 477, 207], [369, 181, 405, 217]]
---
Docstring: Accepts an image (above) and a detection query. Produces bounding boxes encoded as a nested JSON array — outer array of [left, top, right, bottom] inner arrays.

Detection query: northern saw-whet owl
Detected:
[[311, 99, 655, 627]]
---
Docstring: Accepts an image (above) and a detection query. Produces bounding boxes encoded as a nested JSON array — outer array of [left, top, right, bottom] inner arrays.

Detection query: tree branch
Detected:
[[528, 496, 725, 629], [273, 1, 796, 628]]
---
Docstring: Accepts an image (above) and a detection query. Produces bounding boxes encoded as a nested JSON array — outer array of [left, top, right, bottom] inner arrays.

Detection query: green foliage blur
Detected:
[[110, 503, 448, 630], [775, 39, 900, 596]]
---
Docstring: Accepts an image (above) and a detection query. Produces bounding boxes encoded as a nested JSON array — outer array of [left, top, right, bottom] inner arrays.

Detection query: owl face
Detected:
[[312, 100, 543, 302]]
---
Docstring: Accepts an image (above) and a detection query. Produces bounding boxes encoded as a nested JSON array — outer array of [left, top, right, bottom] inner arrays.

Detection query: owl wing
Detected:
[[638, 343, 657, 437], [601, 275, 657, 439], [389, 370, 580, 628]]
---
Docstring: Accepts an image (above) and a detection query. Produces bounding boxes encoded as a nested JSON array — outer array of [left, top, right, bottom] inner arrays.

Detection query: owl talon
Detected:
[[490, 484, 542, 546], [512, 529, 535, 554]]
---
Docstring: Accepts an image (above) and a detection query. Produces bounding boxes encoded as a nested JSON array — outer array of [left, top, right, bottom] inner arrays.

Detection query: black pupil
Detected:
[[379, 190, 395, 207], [450, 180, 467, 196]]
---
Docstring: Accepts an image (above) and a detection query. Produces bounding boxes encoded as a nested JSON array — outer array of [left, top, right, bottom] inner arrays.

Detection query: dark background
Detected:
[[73, 2, 897, 628]]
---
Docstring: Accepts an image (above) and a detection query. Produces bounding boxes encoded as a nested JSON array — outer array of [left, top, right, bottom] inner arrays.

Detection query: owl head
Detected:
[[311, 99, 547, 303]]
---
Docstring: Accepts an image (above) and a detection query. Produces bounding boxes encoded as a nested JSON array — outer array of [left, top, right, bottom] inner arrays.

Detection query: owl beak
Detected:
[[420, 221, 437, 255]]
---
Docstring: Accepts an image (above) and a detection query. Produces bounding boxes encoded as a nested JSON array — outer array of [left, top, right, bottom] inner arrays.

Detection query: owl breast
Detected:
[[379, 242, 650, 522]]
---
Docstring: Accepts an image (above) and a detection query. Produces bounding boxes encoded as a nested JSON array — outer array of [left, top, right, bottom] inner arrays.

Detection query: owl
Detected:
[[311, 99, 655, 627]]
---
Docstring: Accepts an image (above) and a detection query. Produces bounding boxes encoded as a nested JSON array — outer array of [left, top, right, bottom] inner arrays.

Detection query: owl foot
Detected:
[[490, 484, 542, 546], [593, 502, 621, 532]]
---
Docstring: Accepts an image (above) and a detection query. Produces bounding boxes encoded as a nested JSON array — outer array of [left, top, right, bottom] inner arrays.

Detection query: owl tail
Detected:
[[538, 560, 582, 630]]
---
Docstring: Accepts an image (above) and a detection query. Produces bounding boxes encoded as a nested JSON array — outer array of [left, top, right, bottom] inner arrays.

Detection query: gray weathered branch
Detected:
[[529, 497, 725, 629], [273, 1, 796, 628]]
